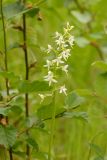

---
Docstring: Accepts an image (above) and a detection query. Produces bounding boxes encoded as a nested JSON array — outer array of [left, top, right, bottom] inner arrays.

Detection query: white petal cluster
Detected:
[[47, 44, 52, 53], [38, 93, 53, 103], [44, 22, 74, 87], [59, 85, 67, 95], [44, 71, 57, 86]]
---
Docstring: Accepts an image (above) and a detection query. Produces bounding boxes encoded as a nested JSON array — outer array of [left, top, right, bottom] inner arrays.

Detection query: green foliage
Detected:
[[0, 107, 11, 116], [0, 125, 17, 148], [0, 0, 107, 159], [65, 91, 85, 109], [18, 80, 52, 93]]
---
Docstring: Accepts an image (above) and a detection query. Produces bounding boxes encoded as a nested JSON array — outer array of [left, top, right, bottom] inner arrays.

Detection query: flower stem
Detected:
[[48, 91, 56, 160]]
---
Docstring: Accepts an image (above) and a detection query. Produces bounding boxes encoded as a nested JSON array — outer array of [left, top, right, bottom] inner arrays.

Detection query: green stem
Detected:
[[48, 91, 56, 160], [0, 0, 13, 160]]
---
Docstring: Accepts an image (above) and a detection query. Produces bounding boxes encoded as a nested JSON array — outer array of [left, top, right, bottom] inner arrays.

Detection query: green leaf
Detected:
[[0, 1, 40, 20], [75, 37, 90, 48], [0, 107, 11, 116], [13, 151, 26, 158], [75, 89, 92, 97], [37, 103, 53, 120], [37, 103, 65, 120], [2, 1, 25, 19], [25, 116, 37, 128], [27, 7, 40, 17], [90, 143, 104, 158], [26, 137, 39, 151], [94, 157, 104, 160], [92, 61, 107, 71], [65, 91, 85, 109], [64, 112, 88, 122], [0, 71, 20, 89], [18, 80, 51, 93], [94, 72, 107, 98], [71, 11, 92, 23], [0, 125, 17, 148], [32, 151, 48, 160], [7, 42, 21, 51], [0, 71, 18, 79]]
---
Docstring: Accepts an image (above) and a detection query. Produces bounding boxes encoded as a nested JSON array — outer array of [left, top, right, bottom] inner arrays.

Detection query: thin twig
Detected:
[[90, 41, 104, 61], [22, 0, 30, 159], [0, 0, 13, 159]]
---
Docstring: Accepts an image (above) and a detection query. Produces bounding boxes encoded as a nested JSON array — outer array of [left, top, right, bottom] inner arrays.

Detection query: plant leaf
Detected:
[[0, 125, 17, 148], [0, 107, 11, 116], [65, 91, 85, 109], [18, 80, 51, 93], [37, 103, 65, 120], [92, 61, 107, 71], [26, 137, 39, 151], [64, 111, 88, 122], [71, 11, 91, 23]]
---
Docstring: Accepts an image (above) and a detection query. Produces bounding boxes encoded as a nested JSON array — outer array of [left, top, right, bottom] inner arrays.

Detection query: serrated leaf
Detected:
[[65, 91, 85, 109], [71, 11, 91, 23], [0, 125, 17, 148], [18, 80, 51, 93]]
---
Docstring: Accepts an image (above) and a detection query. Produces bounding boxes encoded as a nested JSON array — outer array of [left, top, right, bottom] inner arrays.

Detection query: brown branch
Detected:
[[90, 41, 104, 60], [22, 0, 30, 159], [74, 0, 84, 12], [0, 0, 13, 159]]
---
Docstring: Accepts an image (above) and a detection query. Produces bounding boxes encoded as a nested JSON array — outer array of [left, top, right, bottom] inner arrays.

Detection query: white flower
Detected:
[[66, 22, 74, 31], [62, 64, 69, 74], [60, 49, 71, 60], [55, 32, 61, 38], [47, 44, 52, 53], [44, 60, 53, 70], [55, 35, 65, 46], [59, 85, 67, 95], [38, 94, 45, 103], [64, 22, 74, 33], [68, 36, 74, 46], [38, 93, 53, 103], [44, 71, 57, 86], [52, 56, 64, 66]]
